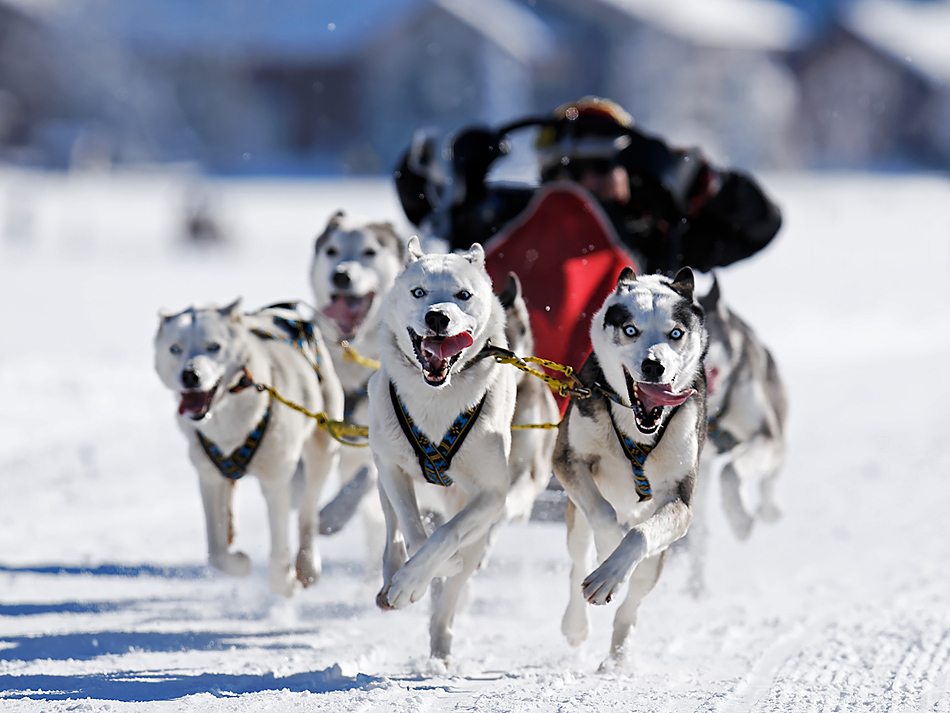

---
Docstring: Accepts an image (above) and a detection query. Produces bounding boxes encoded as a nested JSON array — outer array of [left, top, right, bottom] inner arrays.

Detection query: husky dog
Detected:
[[154, 301, 343, 596], [554, 267, 707, 670], [495, 273, 558, 528], [679, 277, 787, 592], [368, 237, 517, 662], [309, 211, 404, 559]]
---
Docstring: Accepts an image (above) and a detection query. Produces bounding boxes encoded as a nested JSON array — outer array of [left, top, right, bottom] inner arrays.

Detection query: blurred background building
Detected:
[[0, 0, 948, 176]]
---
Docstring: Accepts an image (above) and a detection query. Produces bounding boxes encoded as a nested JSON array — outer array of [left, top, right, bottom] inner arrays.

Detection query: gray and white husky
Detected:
[[309, 210, 404, 562], [367, 236, 517, 663], [553, 267, 707, 670], [154, 301, 343, 596], [680, 276, 788, 593]]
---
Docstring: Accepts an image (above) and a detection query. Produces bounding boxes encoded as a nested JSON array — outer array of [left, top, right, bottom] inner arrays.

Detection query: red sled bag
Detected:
[[484, 182, 636, 391]]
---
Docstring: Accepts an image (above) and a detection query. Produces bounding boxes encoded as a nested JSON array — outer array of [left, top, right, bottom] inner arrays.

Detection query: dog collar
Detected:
[[196, 400, 272, 481], [389, 381, 485, 487]]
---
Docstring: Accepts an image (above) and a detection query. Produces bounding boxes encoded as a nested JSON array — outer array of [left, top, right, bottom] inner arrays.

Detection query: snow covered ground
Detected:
[[1, 168, 950, 711]]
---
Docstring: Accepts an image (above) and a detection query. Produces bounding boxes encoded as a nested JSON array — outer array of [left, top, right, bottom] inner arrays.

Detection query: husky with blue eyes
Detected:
[[367, 236, 517, 664], [553, 266, 708, 671], [154, 301, 343, 597]]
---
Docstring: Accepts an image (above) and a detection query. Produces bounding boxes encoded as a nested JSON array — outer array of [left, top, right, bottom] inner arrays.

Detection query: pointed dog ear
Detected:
[[615, 266, 637, 291], [219, 298, 243, 322], [158, 308, 177, 323], [406, 235, 424, 263], [497, 272, 521, 309], [463, 242, 485, 266], [670, 267, 695, 299], [314, 210, 345, 252]]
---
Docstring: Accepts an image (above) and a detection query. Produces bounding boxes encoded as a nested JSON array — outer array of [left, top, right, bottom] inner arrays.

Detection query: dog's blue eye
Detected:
[[670, 328, 683, 340], [169, 344, 182, 355], [623, 325, 638, 338], [411, 287, 426, 298], [207, 343, 221, 353], [456, 290, 472, 301]]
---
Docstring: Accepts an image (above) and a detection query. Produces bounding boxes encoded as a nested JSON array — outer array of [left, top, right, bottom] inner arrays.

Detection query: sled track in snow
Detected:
[[730, 605, 950, 713]]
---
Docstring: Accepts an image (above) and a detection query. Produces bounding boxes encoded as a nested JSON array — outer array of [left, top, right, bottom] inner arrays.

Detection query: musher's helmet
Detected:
[[536, 96, 635, 182]]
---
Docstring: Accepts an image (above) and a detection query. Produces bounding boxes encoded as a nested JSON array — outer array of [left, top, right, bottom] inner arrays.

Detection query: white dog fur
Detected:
[[367, 236, 517, 662], [553, 267, 707, 670], [154, 301, 343, 596]]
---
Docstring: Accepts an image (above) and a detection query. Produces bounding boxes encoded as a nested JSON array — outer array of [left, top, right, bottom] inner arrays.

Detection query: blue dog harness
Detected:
[[606, 407, 657, 502], [389, 381, 485, 487], [196, 401, 273, 481]]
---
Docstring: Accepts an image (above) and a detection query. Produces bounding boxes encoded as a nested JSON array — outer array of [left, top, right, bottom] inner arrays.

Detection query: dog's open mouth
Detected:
[[409, 329, 474, 386], [179, 382, 219, 421], [322, 293, 375, 340], [624, 368, 696, 434]]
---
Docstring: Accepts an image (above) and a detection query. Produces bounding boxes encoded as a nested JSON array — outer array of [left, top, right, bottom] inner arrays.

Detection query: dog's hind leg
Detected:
[[561, 499, 594, 647], [600, 550, 667, 673], [297, 429, 340, 587], [429, 532, 488, 663], [198, 466, 251, 577]]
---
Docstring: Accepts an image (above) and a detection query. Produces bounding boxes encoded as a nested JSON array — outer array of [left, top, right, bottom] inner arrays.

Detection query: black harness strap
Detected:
[[389, 381, 485, 487]]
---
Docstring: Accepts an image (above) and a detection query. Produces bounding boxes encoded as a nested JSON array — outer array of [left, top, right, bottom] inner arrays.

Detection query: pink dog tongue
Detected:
[[322, 296, 368, 336], [422, 332, 474, 360], [636, 382, 696, 412], [179, 391, 211, 415]]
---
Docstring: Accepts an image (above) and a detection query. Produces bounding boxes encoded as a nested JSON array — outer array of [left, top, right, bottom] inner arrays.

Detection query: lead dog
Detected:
[[309, 211, 404, 562], [368, 237, 517, 662], [154, 301, 343, 596], [554, 267, 707, 670]]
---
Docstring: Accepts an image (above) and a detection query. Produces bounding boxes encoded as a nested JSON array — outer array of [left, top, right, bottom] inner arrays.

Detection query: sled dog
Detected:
[[154, 301, 343, 596], [309, 210, 404, 562], [368, 237, 517, 662], [553, 267, 707, 669], [679, 276, 788, 591]]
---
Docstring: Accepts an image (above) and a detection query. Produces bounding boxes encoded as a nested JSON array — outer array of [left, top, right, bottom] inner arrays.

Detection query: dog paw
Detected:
[[582, 563, 624, 606], [209, 550, 251, 577], [295, 550, 322, 588], [597, 650, 628, 674], [269, 563, 299, 598], [724, 507, 755, 541], [758, 499, 783, 524], [383, 565, 431, 609], [561, 605, 591, 646]]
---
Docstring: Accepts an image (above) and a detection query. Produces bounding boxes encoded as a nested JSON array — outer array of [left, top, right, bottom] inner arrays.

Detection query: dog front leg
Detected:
[[376, 482, 408, 609], [197, 465, 250, 577], [582, 494, 691, 605], [553, 453, 624, 564], [259, 474, 297, 597]]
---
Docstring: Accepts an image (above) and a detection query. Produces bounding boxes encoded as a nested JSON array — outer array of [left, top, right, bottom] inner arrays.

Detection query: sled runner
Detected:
[[484, 182, 636, 385]]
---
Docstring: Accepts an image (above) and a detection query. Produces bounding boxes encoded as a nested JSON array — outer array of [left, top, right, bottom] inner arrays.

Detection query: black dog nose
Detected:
[[425, 310, 450, 334], [641, 359, 664, 381], [331, 270, 351, 289], [181, 368, 200, 389]]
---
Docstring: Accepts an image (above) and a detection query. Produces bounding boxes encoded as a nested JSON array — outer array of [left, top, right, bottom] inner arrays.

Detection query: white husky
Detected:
[[308, 211, 404, 565], [367, 237, 517, 662], [154, 301, 343, 596], [553, 267, 707, 670]]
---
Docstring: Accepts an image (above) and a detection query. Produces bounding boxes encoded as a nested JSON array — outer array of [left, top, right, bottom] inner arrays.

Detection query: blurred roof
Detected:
[[12, 0, 554, 64], [593, 0, 806, 50], [845, 0, 950, 84]]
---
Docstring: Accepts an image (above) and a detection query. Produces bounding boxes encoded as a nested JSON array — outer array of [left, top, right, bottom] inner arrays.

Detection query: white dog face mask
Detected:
[[387, 238, 493, 387]]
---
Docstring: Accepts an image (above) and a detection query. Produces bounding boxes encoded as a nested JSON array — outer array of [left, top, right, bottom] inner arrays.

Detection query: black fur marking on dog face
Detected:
[[603, 304, 632, 331], [673, 300, 704, 333]]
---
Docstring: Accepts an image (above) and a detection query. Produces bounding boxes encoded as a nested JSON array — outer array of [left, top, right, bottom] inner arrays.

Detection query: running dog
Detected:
[[553, 267, 707, 670], [154, 301, 343, 596], [309, 210, 404, 564], [679, 276, 788, 593], [368, 237, 517, 662]]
